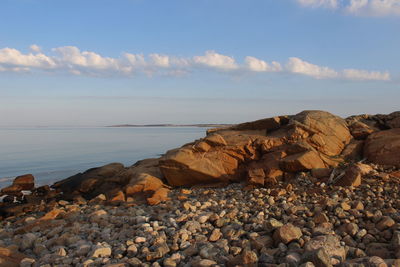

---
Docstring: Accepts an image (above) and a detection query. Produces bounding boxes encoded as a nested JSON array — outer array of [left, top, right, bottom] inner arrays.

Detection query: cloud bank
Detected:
[[296, 0, 400, 16], [0, 45, 391, 81]]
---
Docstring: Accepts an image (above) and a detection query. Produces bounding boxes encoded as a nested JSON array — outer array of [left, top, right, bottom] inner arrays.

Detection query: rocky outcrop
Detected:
[[1, 109, 400, 220], [1, 110, 400, 265], [160, 110, 351, 187], [364, 128, 400, 167], [52, 163, 126, 199], [52, 159, 170, 205], [346, 111, 400, 139], [1, 174, 34, 195]]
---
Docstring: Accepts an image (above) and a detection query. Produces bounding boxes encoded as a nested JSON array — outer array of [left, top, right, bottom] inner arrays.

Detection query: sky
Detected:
[[0, 0, 399, 126]]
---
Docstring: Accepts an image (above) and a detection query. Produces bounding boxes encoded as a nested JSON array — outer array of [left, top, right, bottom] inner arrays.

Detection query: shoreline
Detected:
[[1, 110, 400, 266]]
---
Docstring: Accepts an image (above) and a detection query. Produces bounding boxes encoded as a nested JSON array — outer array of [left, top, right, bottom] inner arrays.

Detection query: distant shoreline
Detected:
[[107, 124, 232, 128]]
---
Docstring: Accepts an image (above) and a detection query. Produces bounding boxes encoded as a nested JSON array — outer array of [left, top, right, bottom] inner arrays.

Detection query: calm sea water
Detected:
[[0, 127, 207, 188]]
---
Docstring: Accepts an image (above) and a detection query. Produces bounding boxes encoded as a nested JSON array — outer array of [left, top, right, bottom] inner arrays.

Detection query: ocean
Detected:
[[0, 127, 207, 188]]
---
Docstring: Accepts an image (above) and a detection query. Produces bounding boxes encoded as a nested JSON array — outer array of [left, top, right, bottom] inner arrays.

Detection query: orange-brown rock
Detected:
[[160, 111, 350, 187], [364, 128, 400, 167], [12, 174, 34, 190], [123, 158, 170, 204], [245, 151, 285, 184], [125, 175, 165, 196], [311, 168, 332, 179], [52, 162, 125, 199], [0, 184, 23, 195], [280, 150, 326, 172], [273, 223, 302, 244], [16, 112, 395, 208], [1, 174, 35, 195], [354, 163, 373, 175], [290, 110, 351, 157], [388, 114, 400, 128], [147, 188, 170, 205], [53, 158, 170, 204], [40, 208, 66, 221], [160, 117, 292, 187], [247, 168, 265, 186], [348, 121, 375, 140], [160, 143, 241, 186], [108, 190, 126, 203], [340, 139, 364, 161], [335, 164, 362, 187], [227, 249, 259, 267], [314, 212, 330, 224], [0, 247, 26, 267], [207, 116, 287, 134]]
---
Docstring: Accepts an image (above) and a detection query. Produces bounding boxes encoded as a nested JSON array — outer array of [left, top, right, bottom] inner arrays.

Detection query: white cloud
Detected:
[[296, 0, 339, 8], [296, 0, 400, 16], [193, 50, 238, 70], [245, 56, 282, 72], [286, 57, 339, 79], [0, 47, 56, 69], [149, 53, 170, 67], [30, 44, 41, 53], [53, 46, 120, 71], [123, 53, 145, 66], [346, 0, 400, 16], [0, 45, 392, 82], [342, 68, 391, 80]]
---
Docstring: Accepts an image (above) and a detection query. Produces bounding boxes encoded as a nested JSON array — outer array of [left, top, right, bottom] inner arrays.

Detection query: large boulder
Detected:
[[387, 111, 400, 128], [346, 111, 400, 137], [52, 163, 125, 199], [1, 174, 35, 195], [52, 159, 170, 205], [364, 128, 400, 167], [124, 158, 170, 205], [278, 110, 351, 172], [12, 174, 34, 190], [288, 110, 351, 157], [159, 133, 257, 186], [280, 150, 326, 172], [160, 110, 351, 186], [348, 121, 376, 140]]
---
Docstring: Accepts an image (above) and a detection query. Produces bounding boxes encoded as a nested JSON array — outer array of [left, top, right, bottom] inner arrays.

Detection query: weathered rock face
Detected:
[[160, 110, 351, 187], [12, 174, 34, 190], [52, 159, 170, 205], [1, 174, 35, 195], [364, 128, 400, 167], [290, 110, 351, 157], [346, 111, 400, 139], [52, 163, 126, 199], [2, 109, 399, 217], [159, 138, 240, 187]]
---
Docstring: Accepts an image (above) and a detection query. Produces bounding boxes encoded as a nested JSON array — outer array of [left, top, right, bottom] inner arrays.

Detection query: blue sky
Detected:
[[0, 0, 399, 126]]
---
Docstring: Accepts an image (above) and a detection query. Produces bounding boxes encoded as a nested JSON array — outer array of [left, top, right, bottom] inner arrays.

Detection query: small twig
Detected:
[[358, 158, 367, 163], [328, 168, 337, 184]]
